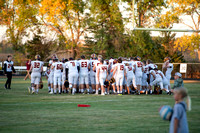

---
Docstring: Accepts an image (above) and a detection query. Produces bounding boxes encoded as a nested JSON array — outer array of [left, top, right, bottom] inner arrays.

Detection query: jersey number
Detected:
[[34, 62, 40, 68], [137, 62, 142, 67], [120, 65, 124, 70], [128, 66, 132, 71], [102, 66, 107, 71], [81, 62, 87, 67], [7, 64, 12, 68], [57, 64, 62, 69], [70, 62, 75, 66]]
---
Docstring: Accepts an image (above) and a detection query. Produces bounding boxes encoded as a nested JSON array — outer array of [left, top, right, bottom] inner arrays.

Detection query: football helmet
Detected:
[[109, 77, 115, 84], [91, 53, 97, 59], [64, 80, 69, 88], [35, 54, 41, 60]]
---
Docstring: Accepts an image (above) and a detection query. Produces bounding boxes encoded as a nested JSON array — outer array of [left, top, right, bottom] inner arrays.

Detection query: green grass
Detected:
[[0, 77, 200, 133]]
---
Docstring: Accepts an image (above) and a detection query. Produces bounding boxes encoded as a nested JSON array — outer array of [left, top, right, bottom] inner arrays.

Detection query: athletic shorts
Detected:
[[99, 76, 106, 86], [150, 78, 163, 89], [79, 73, 89, 84], [135, 72, 142, 86], [90, 72, 96, 85], [62, 75, 66, 85], [54, 73, 62, 86], [49, 73, 54, 84], [69, 73, 79, 85], [31, 72, 41, 85], [126, 76, 133, 86], [116, 75, 124, 86]]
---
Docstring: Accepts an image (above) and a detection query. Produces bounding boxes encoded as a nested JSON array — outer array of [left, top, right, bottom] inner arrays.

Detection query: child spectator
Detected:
[[169, 87, 191, 133], [172, 72, 184, 89]]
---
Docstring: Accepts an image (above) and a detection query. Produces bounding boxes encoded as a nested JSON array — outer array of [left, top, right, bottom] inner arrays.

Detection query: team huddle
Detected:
[[28, 54, 173, 95]]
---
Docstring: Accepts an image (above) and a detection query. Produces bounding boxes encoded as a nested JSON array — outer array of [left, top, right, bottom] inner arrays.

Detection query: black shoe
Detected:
[[4, 85, 7, 89], [59, 92, 61, 94], [54, 93, 57, 94], [167, 91, 172, 95], [8, 88, 11, 89]]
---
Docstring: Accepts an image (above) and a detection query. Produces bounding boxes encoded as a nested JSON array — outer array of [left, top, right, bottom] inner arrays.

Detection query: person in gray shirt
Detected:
[[169, 87, 191, 133]]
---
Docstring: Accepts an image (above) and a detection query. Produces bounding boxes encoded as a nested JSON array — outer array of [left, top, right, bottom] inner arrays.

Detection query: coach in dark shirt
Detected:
[[4, 55, 16, 89]]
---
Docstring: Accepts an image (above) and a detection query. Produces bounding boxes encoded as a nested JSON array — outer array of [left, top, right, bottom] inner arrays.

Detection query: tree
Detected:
[[123, 0, 166, 27], [0, 0, 39, 52], [25, 34, 57, 61], [39, 0, 87, 58], [84, 0, 125, 58], [167, 0, 200, 58]]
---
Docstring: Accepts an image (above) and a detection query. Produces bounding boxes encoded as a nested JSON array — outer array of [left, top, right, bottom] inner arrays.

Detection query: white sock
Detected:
[[73, 88, 76, 93], [117, 91, 119, 93], [96, 90, 98, 94], [87, 89, 89, 93], [51, 88, 53, 93], [32, 87, 35, 92], [98, 88, 101, 91], [54, 89, 57, 93], [150, 90, 152, 94], [81, 89, 84, 93], [48, 86, 51, 91], [36, 89, 39, 93], [59, 89, 61, 93], [93, 89, 95, 92]]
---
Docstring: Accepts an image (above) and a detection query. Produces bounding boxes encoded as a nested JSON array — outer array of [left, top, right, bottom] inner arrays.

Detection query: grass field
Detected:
[[0, 77, 200, 133]]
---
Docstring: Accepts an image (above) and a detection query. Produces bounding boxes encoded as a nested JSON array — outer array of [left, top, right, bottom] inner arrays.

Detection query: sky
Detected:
[[0, 2, 197, 42]]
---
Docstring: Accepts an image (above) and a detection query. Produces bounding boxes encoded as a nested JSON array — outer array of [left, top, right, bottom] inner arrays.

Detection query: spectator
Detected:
[[24, 59, 31, 80]]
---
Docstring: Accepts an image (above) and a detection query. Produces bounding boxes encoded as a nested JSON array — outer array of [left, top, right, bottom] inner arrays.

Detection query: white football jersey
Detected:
[[125, 66, 134, 77], [4, 61, 14, 72], [99, 64, 108, 78], [165, 63, 173, 75], [157, 70, 165, 79], [116, 63, 125, 76], [49, 60, 54, 73], [150, 70, 162, 79], [94, 60, 100, 72], [146, 64, 157, 73], [90, 59, 96, 72], [143, 65, 148, 74], [65, 60, 79, 74], [78, 60, 90, 74], [134, 61, 143, 73], [109, 59, 114, 68], [52, 62, 63, 74], [31, 61, 43, 73]]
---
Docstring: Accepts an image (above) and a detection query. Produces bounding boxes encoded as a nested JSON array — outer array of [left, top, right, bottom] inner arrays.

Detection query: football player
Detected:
[[93, 55, 102, 94], [29, 55, 43, 94], [51, 58, 63, 94], [97, 58, 108, 95], [149, 68, 163, 95], [65, 57, 79, 95], [162, 57, 173, 91], [78, 55, 90, 94], [45, 65, 51, 92], [61, 58, 68, 93], [48, 55, 57, 94], [89, 53, 97, 93], [113, 58, 126, 94], [157, 70, 171, 94], [133, 56, 143, 94], [142, 61, 148, 91], [109, 59, 117, 94], [125, 63, 135, 94]]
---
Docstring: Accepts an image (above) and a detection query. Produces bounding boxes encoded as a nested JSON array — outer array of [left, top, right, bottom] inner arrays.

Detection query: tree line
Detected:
[[0, 0, 199, 63]]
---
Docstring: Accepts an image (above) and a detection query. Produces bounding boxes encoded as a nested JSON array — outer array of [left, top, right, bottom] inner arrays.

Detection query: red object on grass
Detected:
[[78, 104, 91, 107]]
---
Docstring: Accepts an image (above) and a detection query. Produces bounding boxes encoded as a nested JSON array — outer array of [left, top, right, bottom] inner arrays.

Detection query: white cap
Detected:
[[175, 72, 182, 77]]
